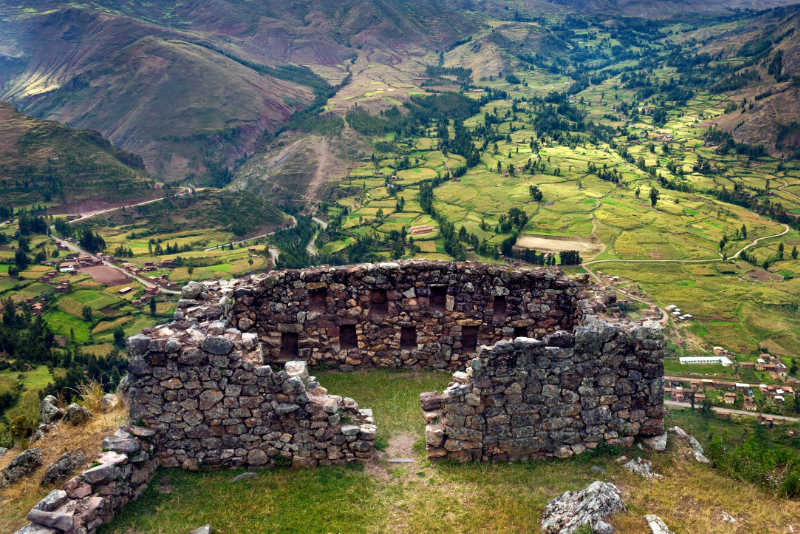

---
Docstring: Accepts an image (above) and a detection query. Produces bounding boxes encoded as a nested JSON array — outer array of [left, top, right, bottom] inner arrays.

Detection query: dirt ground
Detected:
[[515, 234, 604, 254], [80, 266, 131, 285]]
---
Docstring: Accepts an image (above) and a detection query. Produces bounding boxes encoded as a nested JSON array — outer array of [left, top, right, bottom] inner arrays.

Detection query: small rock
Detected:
[[230, 472, 257, 483], [0, 447, 7, 458], [285, 361, 309, 381], [643, 433, 667, 452], [541, 481, 626, 534], [100, 393, 119, 413], [645, 514, 674, 534], [593, 520, 614, 534], [623, 458, 663, 480], [591, 465, 606, 474], [188, 525, 212, 534], [39, 396, 63, 425], [181, 281, 204, 299], [388, 458, 415, 464], [13, 524, 58, 534], [669, 426, 709, 464], [201, 335, 234, 355], [719, 511, 737, 523], [64, 403, 91, 425]]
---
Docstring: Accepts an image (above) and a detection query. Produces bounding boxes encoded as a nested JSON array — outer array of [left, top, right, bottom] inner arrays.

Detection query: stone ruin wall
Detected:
[[126, 327, 376, 470], [421, 317, 665, 462], [213, 260, 584, 370], [13, 261, 666, 533]]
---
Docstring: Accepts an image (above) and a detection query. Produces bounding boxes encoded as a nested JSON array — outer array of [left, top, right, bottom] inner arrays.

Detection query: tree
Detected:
[[149, 298, 156, 317], [529, 185, 543, 202], [778, 242, 785, 260], [113, 327, 126, 349], [649, 187, 660, 208], [82, 306, 92, 322], [635, 187, 640, 199], [741, 224, 747, 239], [793, 246, 798, 260]]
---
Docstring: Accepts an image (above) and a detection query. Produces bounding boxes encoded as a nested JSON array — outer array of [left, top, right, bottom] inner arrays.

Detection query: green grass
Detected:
[[42, 309, 91, 343]]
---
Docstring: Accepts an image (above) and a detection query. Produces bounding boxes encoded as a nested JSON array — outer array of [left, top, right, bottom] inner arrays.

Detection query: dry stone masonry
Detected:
[[15, 425, 157, 534], [13, 261, 667, 532], [217, 260, 583, 369], [421, 317, 665, 462]]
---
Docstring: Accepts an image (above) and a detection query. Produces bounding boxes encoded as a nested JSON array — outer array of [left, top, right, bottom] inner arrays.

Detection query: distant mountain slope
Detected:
[[0, 2, 480, 183], [700, 6, 800, 155], [0, 101, 154, 207]]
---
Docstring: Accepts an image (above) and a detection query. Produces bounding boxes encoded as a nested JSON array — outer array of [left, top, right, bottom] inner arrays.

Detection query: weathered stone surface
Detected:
[[100, 393, 119, 413], [643, 433, 667, 452], [33, 490, 68, 512], [670, 426, 709, 464], [182, 281, 205, 299], [40, 395, 63, 425], [541, 481, 626, 534], [13, 524, 58, 534], [201, 336, 234, 355], [41, 450, 85, 486], [645, 514, 674, 534], [230, 472, 257, 483], [623, 457, 663, 480], [27, 509, 74, 531], [426, 319, 664, 462], [64, 403, 91, 425], [0, 448, 43, 488], [0, 447, 7, 457], [188, 525, 212, 534]]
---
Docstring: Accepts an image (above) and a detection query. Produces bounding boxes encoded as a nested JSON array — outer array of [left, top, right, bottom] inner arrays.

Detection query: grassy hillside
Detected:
[[0, 102, 154, 207]]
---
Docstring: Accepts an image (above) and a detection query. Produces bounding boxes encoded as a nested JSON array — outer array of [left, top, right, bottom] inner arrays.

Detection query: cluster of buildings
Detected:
[[666, 375, 796, 412], [57, 253, 102, 273]]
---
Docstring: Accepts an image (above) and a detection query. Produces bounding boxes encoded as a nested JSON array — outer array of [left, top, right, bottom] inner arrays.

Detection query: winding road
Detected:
[[665, 400, 800, 423]]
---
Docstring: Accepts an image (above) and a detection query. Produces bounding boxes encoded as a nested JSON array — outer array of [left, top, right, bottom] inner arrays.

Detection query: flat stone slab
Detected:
[[387, 458, 416, 464], [230, 472, 257, 483]]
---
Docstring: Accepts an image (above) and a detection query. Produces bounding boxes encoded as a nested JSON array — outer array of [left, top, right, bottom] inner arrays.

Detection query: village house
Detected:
[[723, 392, 737, 405]]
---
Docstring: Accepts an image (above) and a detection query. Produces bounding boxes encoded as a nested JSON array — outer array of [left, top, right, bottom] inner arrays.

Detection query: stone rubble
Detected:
[[669, 426, 710, 464], [0, 448, 43, 488], [422, 318, 665, 462], [643, 433, 667, 452], [540, 481, 627, 534], [15, 426, 158, 534]]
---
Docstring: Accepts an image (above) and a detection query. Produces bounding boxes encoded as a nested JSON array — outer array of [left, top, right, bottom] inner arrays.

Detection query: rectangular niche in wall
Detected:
[[430, 285, 447, 310], [340, 324, 358, 349], [280, 332, 299, 359], [400, 326, 417, 348], [462, 326, 479, 352], [493, 296, 507, 319], [370, 289, 388, 316], [310, 288, 328, 311], [514, 326, 528, 338]]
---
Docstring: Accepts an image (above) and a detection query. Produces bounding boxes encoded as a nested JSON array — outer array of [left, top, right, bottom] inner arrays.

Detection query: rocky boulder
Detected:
[[100, 393, 119, 412], [0, 448, 43, 488], [181, 281, 205, 299], [39, 395, 63, 425], [541, 481, 626, 534], [41, 450, 86, 486], [64, 403, 91, 425]]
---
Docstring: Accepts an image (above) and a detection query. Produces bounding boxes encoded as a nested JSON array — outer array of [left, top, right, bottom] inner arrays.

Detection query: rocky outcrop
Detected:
[[40, 396, 63, 425], [15, 426, 158, 534], [100, 394, 119, 413], [422, 318, 665, 462], [41, 450, 86, 486], [541, 481, 626, 534], [0, 448, 43, 488]]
